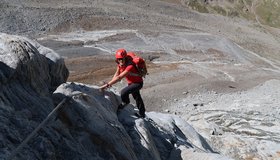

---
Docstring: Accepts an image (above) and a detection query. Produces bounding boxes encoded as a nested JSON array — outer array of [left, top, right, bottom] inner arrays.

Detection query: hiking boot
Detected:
[[117, 103, 127, 111], [118, 103, 127, 109], [134, 113, 145, 118], [118, 104, 124, 110]]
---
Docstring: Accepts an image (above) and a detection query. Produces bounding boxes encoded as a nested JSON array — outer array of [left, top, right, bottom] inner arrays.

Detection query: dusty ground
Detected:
[[31, 0, 280, 115], [2, 0, 280, 159], [38, 30, 280, 113]]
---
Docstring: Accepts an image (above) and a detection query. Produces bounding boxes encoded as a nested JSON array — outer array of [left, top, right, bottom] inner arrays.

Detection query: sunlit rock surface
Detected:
[[0, 33, 229, 159]]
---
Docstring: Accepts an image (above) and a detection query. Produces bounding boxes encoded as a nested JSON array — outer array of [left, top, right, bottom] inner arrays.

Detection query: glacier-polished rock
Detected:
[[0, 33, 230, 159]]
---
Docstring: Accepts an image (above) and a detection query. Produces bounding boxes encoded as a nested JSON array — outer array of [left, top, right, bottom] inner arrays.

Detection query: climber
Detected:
[[100, 48, 146, 118]]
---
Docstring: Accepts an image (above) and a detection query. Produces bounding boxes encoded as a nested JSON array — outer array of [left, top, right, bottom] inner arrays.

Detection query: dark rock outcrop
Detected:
[[0, 33, 69, 159], [0, 33, 229, 160]]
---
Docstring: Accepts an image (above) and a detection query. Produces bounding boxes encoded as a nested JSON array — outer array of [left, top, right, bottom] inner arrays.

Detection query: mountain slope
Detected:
[[1, 1, 280, 159], [0, 33, 229, 160], [180, 0, 280, 28]]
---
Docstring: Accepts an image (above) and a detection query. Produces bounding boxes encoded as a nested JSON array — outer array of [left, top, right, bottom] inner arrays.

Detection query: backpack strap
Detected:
[[126, 60, 141, 77]]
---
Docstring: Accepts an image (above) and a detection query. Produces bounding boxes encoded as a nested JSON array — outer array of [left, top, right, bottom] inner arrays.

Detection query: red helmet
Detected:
[[115, 49, 127, 59]]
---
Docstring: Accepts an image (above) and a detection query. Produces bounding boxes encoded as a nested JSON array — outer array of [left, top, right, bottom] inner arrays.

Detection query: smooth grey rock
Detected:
[[0, 33, 230, 160]]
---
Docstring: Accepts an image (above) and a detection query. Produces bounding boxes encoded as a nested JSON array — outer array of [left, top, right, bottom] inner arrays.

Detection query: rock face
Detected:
[[0, 33, 229, 159], [53, 82, 230, 160], [0, 33, 69, 159], [0, 33, 69, 93]]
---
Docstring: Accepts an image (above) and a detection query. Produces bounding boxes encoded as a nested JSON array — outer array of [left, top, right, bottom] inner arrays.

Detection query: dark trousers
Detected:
[[120, 82, 145, 116]]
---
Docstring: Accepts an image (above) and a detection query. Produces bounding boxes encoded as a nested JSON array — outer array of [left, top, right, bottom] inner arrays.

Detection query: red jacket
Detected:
[[118, 64, 143, 84]]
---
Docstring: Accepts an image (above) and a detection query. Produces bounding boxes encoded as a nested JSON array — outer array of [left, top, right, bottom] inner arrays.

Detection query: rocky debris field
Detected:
[[1, 0, 280, 159]]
